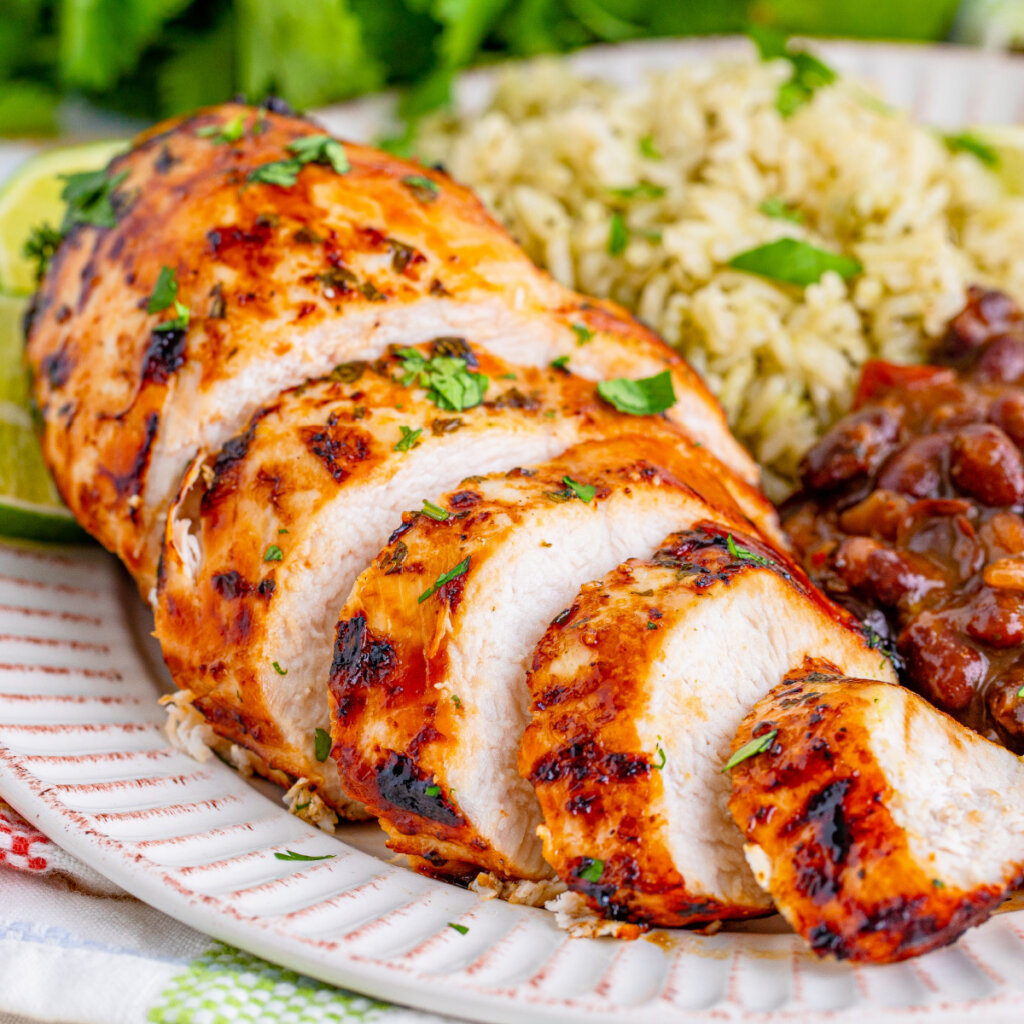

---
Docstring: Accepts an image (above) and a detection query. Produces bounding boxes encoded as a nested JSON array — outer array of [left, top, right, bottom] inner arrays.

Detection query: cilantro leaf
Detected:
[[607, 181, 666, 200], [726, 534, 776, 568], [394, 425, 423, 452], [944, 132, 998, 168], [608, 212, 628, 255], [421, 499, 449, 521], [571, 323, 593, 346], [23, 223, 63, 283], [396, 349, 489, 412], [597, 371, 676, 416], [401, 175, 440, 202], [727, 238, 861, 287], [749, 28, 837, 116], [722, 729, 778, 773], [274, 850, 335, 862], [247, 159, 303, 187], [314, 727, 331, 762], [264, 543, 284, 562], [60, 168, 129, 231], [638, 135, 662, 160], [272, 661, 288, 676], [418, 555, 471, 604], [578, 858, 604, 882], [448, 922, 469, 935], [287, 134, 351, 174], [562, 475, 595, 503], [757, 197, 804, 224], [425, 784, 441, 797], [153, 300, 190, 333], [197, 114, 246, 144], [147, 266, 178, 314]]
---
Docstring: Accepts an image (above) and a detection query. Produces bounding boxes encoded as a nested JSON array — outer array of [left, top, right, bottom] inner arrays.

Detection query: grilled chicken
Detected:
[[26, 100, 756, 594], [518, 529, 895, 927], [728, 669, 1024, 963], [155, 340, 713, 813], [327, 434, 776, 880]]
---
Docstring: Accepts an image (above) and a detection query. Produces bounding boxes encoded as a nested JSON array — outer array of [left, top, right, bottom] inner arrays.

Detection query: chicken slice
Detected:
[[27, 101, 754, 593], [327, 434, 775, 879], [155, 342, 706, 813], [728, 670, 1024, 963], [518, 530, 895, 927]]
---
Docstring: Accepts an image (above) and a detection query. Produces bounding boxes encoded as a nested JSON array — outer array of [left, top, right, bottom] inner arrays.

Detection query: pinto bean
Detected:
[[938, 287, 1022, 363], [986, 673, 1024, 745], [800, 408, 902, 490], [876, 434, 949, 499], [950, 424, 1024, 506], [837, 489, 908, 541], [973, 334, 1024, 385], [834, 536, 943, 609], [965, 587, 1024, 647], [898, 611, 986, 712]]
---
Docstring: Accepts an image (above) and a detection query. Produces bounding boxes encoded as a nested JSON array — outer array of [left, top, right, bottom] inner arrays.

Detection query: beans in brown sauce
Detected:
[[783, 287, 1024, 749]]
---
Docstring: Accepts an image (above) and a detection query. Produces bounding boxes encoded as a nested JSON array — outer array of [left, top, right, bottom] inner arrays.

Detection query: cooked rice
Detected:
[[417, 55, 1024, 498]]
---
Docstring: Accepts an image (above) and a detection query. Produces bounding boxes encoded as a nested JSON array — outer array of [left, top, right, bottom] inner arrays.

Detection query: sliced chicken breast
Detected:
[[518, 529, 895, 927], [27, 101, 755, 593], [327, 434, 775, 879], [728, 670, 1024, 963], [155, 341, 700, 813]]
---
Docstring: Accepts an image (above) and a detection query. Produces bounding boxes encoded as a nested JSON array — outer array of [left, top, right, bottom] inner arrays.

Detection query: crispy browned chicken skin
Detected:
[[27, 101, 756, 594]]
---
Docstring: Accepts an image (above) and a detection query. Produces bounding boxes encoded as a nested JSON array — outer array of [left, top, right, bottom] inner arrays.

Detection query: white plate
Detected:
[[4, 38, 1024, 1024]]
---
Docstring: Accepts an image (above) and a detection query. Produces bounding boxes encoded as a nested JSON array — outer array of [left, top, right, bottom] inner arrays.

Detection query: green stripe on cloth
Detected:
[[148, 943, 388, 1023]]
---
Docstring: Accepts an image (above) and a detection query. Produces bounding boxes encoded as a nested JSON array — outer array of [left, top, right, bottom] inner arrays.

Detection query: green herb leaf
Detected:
[[653, 745, 666, 769], [394, 425, 423, 452], [726, 534, 776, 568], [722, 729, 778, 773], [451, 694, 462, 708], [147, 266, 178, 314], [23, 223, 63, 283], [578, 858, 604, 882], [646, 621, 658, 630], [448, 922, 469, 935], [274, 850, 334, 862], [1017, 684, 1024, 700], [395, 349, 489, 412], [272, 661, 288, 676], [757, 197, 804, 224], [197, 114, 246, 144], [314, 727, 331, 762], [401, 175, 440, 202], [425, 784, 441, 797], [264, 544, 284, 562], [562, 475, 595, 503], [727, 238, 861, 287], [638, 135, 662, 160], [944, 133, 999, 168], [932, 878, 946, 889], [153, 300, 190, 334], [608, 212, 628, 255], [597, 371, 676, 416], [422, 499, 449, 521], [287, 134, 351, 174], [607, 181, 666, 200], [749, 29, 837, 117], [551, 355, 570, 371], [571, 323, 593, 346], [419, 556, 471, 604], [247, 159, 303, 188], [60, 168, 129, 231]]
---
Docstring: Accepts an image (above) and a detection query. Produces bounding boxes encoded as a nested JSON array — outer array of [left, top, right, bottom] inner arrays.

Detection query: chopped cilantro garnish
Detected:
[[757, 197, 804, 224], [551, 355, 570, 371], [272, 661, 288, 676], [639, 135, 662, 160], [944, 132, 998, 167], [608, 212, 628, 255], [288, 134, 351, 174], [24, 223, 63, 283], [147, 265, 178, 314], [294, 800, 311, 812], [396, 348, 489, 412], [647, 621, 658, 630], [425, 784, 441, 797], [422, 499, 449, 521], [401, 175, 440, 202], [274, 850, 334, 862], [562, 475, 595, 503], [1017, 685, 1024, 700], [394, 425, 423, 452], [153, 300, 190, 333], [263, 544, 284, 562], [597, 371, 675, 416], [722, 729, 778, 773], [60, 168, 129, 231], [418, 556, 471, 604], [653, 745, 666, 769], [608, 181, 666, 200], [750, 28, 837, 117], [196, 114, 246, 144], [571, 323, 593, 346], [448, 922, 469, 935], [726, 534, 776, 568], [451, 694, 462, 708], [932, 878, 946, 889], [314, 728, 331, 762], [727, 238, 861, 287], [578, 858, 604, 882], [247, 159, 302, 187]]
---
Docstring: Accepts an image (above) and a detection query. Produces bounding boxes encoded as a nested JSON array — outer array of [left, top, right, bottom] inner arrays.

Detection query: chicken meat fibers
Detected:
[[27, 101, 756, 596]]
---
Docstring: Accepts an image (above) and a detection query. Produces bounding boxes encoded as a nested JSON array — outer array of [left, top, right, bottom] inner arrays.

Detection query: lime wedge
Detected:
[[0, 139, 127, 294], [0, 292, 87, 543], [968, 126, 1024, 196]]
